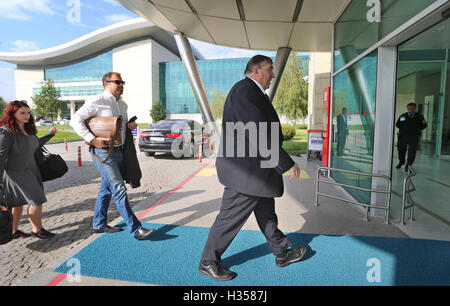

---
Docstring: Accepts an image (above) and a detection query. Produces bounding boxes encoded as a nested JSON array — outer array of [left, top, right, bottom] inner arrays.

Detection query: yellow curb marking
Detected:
[[197, 168, 311, 179], [196, 168, 217, 176], [283, 170, 311, 179]]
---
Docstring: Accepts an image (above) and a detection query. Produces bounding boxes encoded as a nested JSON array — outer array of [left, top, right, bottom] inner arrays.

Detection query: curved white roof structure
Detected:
[[0, 17, 203, 67], [116, 0, 351, 51]]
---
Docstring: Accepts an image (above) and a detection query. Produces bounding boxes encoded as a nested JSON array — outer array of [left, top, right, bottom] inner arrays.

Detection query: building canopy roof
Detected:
[[117, 0, 351, 52], [0, 18, 203, 67]]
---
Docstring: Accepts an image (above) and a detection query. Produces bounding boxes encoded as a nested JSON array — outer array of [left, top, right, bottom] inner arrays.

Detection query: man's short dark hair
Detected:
[[407, 102, 417, 108], [244, 55, 273, 75], [102, 72, 122, 88]]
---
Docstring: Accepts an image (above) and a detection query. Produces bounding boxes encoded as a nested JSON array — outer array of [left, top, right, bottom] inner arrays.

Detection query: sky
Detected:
[[0, 0, 287, 101]]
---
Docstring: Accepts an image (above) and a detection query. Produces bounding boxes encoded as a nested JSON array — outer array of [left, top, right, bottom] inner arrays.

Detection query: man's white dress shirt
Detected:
[[70, 90, 128, 146]]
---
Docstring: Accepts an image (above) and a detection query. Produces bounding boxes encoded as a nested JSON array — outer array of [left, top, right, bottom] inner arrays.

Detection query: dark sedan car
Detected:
[[139, 119, 204, 158]]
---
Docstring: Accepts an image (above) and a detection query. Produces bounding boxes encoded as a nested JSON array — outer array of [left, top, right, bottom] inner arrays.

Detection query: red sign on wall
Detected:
[[322, 86, 331, 167]]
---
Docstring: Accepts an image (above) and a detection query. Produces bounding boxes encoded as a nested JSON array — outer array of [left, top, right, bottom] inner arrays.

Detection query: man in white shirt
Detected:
[[70, 72, 154, 240]]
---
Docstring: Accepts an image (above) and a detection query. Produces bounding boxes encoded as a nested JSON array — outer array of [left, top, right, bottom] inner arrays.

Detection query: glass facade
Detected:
[[395, 18, 450, 157], [330, 0, 449, 236], [331, 51, 378, 203], [160, 56, 309, 114], [45, 51, 113, 83], [391, 18, 450, 228], [161, 57, 250, 114], [33, 85, 104, 97], [334, 0, 438, 71]]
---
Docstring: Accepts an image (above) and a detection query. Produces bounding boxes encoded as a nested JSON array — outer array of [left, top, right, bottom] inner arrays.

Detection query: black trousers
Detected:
[[201, 187, 292, 265], [398, 135, 419, 166], [337, 133, 347, 155]]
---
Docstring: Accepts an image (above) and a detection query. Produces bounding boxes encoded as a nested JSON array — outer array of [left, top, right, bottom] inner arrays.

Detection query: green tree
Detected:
[[31, 79, 63, 124], [0, 97, 7, 116], [150, 100, 167, 123], [210, 90, 227, 120], [273, 52, 308, 123]]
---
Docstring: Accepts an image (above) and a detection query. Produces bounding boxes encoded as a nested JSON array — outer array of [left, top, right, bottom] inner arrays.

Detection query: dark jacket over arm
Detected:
[[0, 127, 14, 181], [120, 127, 142, 188], [216, 77, 295, 198], [38, 132, 55, 146]]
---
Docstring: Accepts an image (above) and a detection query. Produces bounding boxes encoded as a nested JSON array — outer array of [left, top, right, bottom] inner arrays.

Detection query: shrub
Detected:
[[150, 100, 166, 123], [281, 124, 296, 141]]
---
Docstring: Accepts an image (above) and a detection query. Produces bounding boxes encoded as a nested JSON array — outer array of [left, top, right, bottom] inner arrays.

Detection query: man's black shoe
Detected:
[[276, 247, 307, 268], [199, 262, 237, 281], [396, 163, 404, 169], [405, 164, 410, 172], [92, 225, 123, 234], [134, 227, 155, 240]]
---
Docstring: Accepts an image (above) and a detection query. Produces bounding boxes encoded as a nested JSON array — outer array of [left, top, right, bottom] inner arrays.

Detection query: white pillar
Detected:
[[371, 46, 397, 216], [267, 47, 292, 102]]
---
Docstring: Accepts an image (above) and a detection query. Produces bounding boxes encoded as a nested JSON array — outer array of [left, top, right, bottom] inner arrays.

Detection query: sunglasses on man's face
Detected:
[[106, 80, 126, 85]]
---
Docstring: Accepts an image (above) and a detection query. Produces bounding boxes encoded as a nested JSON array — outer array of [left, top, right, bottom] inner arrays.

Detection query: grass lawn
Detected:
[[36, 124, 82, 143], [283, 128, 308, 156], [36, 130, 83, 143], [36, 125, 72, 132], [138, 123, 152, 129]]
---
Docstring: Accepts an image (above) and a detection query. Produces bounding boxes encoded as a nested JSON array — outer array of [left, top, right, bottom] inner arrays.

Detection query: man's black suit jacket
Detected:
[[216, 77, 295, 198]]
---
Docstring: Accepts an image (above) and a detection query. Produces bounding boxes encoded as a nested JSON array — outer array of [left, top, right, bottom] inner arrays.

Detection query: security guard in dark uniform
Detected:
[[395, 103, 427, 172]]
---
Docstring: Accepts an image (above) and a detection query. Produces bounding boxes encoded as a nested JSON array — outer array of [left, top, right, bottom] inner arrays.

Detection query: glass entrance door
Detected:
[[396, 19, 449, 158], [391, 18, 450, 238]]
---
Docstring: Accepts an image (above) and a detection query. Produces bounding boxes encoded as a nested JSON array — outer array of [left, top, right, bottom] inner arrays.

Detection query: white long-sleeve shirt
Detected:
[[70, 90, 128, 146]]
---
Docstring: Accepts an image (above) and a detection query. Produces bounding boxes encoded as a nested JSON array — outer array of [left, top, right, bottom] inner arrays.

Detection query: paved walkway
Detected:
[[0, 140, 201, 286], [16, 154, 422, 286]]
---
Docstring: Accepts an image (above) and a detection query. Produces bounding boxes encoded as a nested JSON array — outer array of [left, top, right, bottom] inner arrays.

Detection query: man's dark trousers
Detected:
[[398, 135, 419, 166], [201, 187, 292, 265]]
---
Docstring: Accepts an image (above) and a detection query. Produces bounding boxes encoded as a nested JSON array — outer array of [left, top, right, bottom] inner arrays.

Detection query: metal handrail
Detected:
[[316, 167, 392, 224], [401, 166, 416, 225]]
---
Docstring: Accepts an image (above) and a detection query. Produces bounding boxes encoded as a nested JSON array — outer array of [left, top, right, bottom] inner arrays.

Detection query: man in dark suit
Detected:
[[199, 55, 307, 281], [336, 107, 349, 156], [395, 102, 427, 172]]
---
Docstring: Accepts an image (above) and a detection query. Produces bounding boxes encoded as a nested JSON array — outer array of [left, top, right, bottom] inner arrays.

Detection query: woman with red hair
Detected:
[[0, 100, 57, 239]]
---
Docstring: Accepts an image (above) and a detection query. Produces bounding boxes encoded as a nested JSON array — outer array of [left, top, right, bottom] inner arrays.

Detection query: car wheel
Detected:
[[144, 152, 155, 157]]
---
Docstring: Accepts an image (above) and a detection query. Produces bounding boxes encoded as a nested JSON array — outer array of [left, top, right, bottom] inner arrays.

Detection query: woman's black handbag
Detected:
[[35, 146, 68, 182], [0, 188, 12, 245]]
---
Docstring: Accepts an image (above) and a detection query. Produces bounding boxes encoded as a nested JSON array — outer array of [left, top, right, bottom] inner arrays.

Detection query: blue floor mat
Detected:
[[54, 222, 450, 286]]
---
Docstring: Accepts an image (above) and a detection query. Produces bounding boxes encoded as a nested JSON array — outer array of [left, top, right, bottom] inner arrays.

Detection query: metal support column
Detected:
[[174, 31, 218, 138], [371, 46, 397, 216], [267, 47, 292, 102]]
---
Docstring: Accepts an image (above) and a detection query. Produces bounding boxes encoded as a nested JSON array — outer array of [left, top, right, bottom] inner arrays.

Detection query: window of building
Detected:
[[160, 56, 309, 114], [45, 50, 113, 83], [331, 50, 378, 204], [33, 85, 104, 97], [334, 0, 438, 72]]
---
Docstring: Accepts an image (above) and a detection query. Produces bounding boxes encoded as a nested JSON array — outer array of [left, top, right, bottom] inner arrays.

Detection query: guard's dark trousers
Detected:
[[398, 135, 419, 166], [201, 187, 292, 265]]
